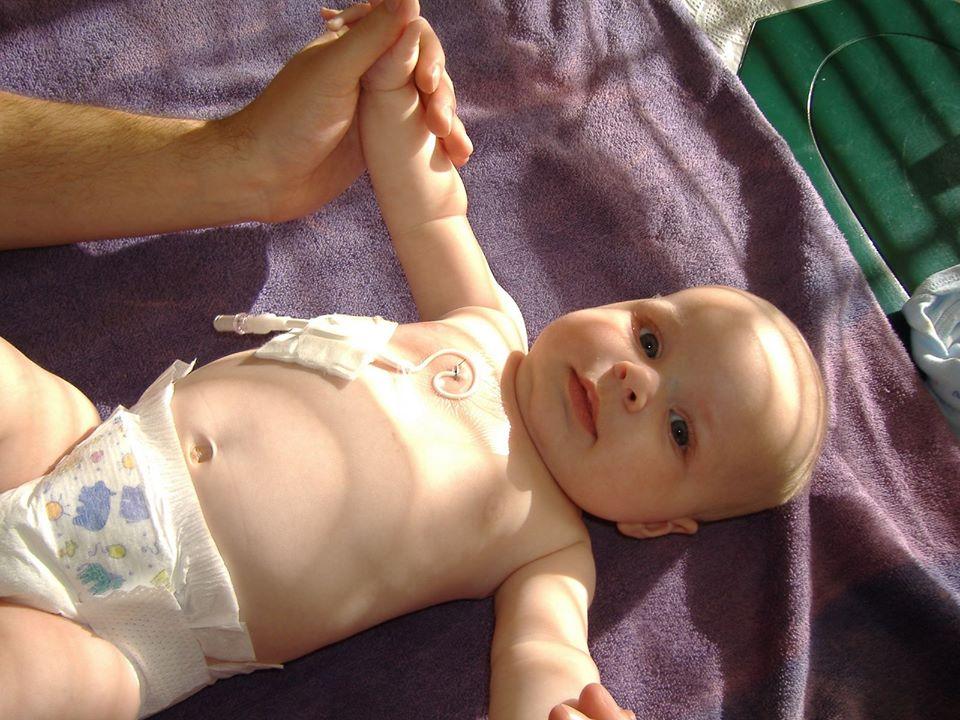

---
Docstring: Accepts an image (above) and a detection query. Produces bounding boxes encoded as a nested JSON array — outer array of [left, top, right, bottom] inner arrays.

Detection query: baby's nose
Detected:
[[613, 360, 659, 412]]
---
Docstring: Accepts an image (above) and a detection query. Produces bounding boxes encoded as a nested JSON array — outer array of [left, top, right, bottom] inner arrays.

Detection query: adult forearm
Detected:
[[0, 91, 264, 248]]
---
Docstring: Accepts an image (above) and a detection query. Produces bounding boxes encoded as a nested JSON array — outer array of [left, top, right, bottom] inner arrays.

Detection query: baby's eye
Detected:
[[669, 411, 690, 449], [637, 328, 660, 358]]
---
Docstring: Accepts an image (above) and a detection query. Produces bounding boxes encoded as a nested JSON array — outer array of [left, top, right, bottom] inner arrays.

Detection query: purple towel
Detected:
[[2, 1, 959, 718]]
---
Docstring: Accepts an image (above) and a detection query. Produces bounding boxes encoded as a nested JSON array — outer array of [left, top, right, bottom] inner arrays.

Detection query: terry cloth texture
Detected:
[[2, 1, 959, 718]]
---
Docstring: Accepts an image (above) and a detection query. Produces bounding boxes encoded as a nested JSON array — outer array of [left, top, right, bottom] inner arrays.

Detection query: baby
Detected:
[[0, 10, 827, 720]]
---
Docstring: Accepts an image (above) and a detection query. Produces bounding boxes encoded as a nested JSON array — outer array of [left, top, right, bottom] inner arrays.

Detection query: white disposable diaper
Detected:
[[903, 264, 960, 438], [0, 361, 276, 718]]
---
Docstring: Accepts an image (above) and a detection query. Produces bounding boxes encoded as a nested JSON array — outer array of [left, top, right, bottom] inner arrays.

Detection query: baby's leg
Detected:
[[0, 336, 101, 490], [0, 345, 138, 719], [0, 599, 141, 719]]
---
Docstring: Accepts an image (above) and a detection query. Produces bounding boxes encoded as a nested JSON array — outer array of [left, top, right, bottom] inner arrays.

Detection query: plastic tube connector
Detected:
[[213, 313, 299, 335]]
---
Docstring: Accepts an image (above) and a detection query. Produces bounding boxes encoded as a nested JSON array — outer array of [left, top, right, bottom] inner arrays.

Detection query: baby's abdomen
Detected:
[[168, 354, 433, 662]]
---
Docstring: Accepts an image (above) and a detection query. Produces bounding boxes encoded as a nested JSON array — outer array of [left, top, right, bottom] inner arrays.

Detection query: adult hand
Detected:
[[218, 0, 472, 224], [549, 684, 637, 720]]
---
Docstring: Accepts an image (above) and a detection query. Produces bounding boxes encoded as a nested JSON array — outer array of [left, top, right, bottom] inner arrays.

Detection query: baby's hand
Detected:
[[550, 684, 636, 720], [361, 16, 421, 92], [325, 1, 471, 166]]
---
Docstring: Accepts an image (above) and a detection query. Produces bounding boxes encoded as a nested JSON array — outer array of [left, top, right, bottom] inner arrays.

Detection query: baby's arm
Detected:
[[358, 19, 524, 338], [490, 541, 601, 720]]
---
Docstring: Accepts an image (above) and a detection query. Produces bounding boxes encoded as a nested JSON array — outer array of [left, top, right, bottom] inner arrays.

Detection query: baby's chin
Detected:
[[511, 356, 555, 463]]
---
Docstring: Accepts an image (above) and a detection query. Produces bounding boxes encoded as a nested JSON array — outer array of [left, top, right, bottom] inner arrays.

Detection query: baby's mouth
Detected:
[[568, 370, 597, 440]]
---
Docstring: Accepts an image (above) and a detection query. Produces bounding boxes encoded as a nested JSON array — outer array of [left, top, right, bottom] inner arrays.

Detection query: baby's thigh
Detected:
[[0, 600, 141, 720], [0, 335, 100, 491]]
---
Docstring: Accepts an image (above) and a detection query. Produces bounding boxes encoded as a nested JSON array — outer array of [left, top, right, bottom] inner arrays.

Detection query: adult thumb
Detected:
[[323, 0, 420, 81]]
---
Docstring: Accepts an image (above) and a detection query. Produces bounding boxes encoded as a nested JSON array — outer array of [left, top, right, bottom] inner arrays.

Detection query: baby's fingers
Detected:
[[570, 684, 636, 720], [414, 17, 457, 138], [425, 75, 472, 165], [414, 17, 446, 93], [422, 70, 457, 137], [440, 114, 473, 168], [549, 704, 591, 720], [322, 3, 374, 31]]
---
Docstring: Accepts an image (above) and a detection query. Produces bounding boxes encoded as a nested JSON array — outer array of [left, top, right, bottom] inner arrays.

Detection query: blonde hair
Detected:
[[697, 288, 829, 522], [763, 320, 828, 508]]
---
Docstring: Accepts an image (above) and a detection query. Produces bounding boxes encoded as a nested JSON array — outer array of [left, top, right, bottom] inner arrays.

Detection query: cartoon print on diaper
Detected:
[[46, 499, 65, 520], [58, 540, 78, 559], [73, 481, 115, 531], [151, 569, 173, 592], [45, 491, 72, 522], [56, 438, 105, 478], [120, 484, 164, 556], [40, 414, 178, 599], [87, 542, 128, 559], [78, 562, 125, 595], [120, 485, 150, 523]]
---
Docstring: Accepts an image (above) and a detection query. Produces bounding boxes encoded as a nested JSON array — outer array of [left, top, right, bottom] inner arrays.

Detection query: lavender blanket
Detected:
[[2, 1, 959, 718]]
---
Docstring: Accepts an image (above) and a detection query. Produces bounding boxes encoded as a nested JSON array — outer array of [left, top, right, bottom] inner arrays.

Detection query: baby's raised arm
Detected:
[[491, 541, 602, 720], [358, 19, 524, 339]]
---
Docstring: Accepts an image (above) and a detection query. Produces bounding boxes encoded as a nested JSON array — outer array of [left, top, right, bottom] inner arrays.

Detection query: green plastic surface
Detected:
[[739, 0, 960, 315]]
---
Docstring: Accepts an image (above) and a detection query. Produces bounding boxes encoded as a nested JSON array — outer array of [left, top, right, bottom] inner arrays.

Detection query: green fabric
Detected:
[[739, 0, 960, 314]]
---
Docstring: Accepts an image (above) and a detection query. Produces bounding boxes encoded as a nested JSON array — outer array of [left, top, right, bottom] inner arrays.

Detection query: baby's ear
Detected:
[[617, 518, 699, 539]]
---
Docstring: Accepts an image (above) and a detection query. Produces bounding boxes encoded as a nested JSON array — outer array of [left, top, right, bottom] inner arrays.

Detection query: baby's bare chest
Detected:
[[170, 330, 579, 660]]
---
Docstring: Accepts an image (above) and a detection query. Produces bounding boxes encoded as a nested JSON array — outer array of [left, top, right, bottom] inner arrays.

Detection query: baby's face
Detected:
[[515, 286, 811, 537]]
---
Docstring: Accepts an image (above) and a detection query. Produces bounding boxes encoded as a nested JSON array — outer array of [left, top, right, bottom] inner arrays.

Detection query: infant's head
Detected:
[[515, 285, 827, 538]]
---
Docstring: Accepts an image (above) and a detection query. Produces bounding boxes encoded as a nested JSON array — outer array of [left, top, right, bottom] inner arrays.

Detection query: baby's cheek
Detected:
[[588, 446, 635, 493]]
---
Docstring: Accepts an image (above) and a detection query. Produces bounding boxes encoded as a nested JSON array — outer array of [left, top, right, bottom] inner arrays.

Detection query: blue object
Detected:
[[74, 481, 115, 532], [903, 264, 960, 437]]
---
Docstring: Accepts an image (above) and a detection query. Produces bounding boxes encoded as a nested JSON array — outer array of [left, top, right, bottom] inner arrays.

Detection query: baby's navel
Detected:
[[189, 438, 216, 464]]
